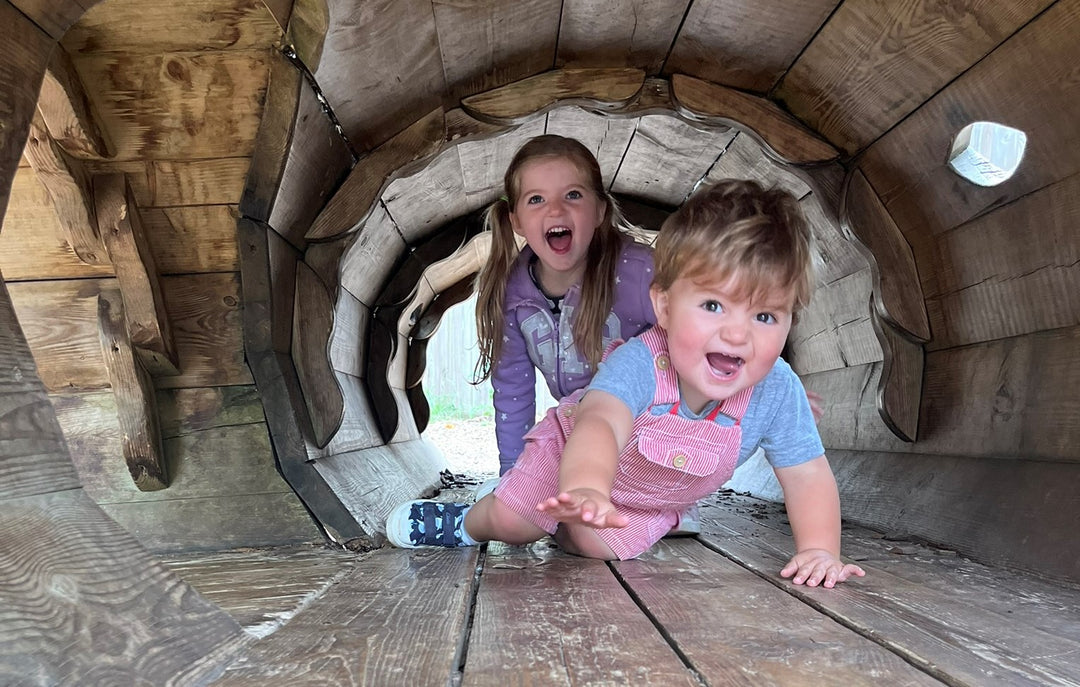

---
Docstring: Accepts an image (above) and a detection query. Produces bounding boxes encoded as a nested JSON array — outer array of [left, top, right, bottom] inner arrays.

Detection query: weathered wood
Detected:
[[69, 49, 271, 162], [611, 114, 734, 206], [38, 45, 115, 158], [0, 167, 114, 281], [556, 0, 689, 74], [339, 202, 408, 307], [61, 0, 282, 54], [705, 131, 811, 198], [308, 0, 445, 150], [699, 492, 1080, 683], [786, 268, 883, 376], [95, 173, 179, 375], [803, 188, 869, 287], [95, 157, 252, 208], [303, 371, 382, 461], [267, 226, 300, 354], [545, 106, 638, 189], [215, 547, 477, 685], [155, 385, 264, 438], [239, 47, 302, 223], [777, 0, 1053, 155], [859, 0, 1080, 246], [258, 0, 294, 33], [461, 67, 647, 125], [0, 488, 245, 686], [266, 71, 353, 249], [22, 112, 105, 265], [665, 0, 840, 93], [842, 169, 931, 342], [382, 146, 472, 241], [141, 205, 240, 274], [468, 542, 699, 685], [329, 287, 368, 378], [0, 279, 82, 500], [292, 261, 344, 448], [160, 545, 356, 638], [457, 117, 546, 200], [921, 171, 1080, 351], [307, 108, 447, 241], [671, 74, 839, 164], [303, 232, 349, 295], [96, 289, 168, 491], [617, 538, 942, 685], [8, 0, 96, 39], [433, 0, 561, 105], [874, 317, 923, 442]]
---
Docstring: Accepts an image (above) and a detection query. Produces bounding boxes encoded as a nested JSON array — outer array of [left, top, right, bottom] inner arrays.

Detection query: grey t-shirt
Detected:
[[587, 337, 824, 469]]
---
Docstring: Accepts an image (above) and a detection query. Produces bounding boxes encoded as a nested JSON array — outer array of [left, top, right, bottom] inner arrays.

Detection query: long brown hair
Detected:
[[473, 134, 632, 383]]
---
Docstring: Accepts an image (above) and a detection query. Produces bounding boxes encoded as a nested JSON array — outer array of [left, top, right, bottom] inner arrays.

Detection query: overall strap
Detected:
[[638, 327, 679, 407]]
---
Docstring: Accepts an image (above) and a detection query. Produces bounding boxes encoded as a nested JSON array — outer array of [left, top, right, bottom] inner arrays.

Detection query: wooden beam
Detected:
[[306, 108, 447, 241], [38, 46, 115, 159], [461, 67, 646, 125], [670, 73, 839, 165], [96, 289, 168, 491], [93, 173, 179, 375], [22, 112, 106, 265], [874, 317, 923, 443], [292, 261, 343, 449]]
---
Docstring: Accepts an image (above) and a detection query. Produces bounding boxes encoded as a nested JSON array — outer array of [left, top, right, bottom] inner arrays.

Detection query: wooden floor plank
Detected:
[[161, 544, 358, 637], [465, 541, 699, 686], [213, 547, 478, 686], [615, 538, 942, 686], [698, 493, 1080, 687]]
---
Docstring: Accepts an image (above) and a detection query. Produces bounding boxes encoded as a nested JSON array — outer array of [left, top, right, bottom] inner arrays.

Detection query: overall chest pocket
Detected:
[[627, 424, 722, 492]]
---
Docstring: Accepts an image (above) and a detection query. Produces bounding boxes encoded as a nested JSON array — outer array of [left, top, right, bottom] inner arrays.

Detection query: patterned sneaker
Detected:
[[386, 500, 474, 548], [474, 477, 500, 502], [665, 503, 702, 537]]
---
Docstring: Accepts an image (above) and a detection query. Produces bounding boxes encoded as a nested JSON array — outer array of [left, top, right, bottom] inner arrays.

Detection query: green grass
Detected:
[[427, 394, 494, 422]]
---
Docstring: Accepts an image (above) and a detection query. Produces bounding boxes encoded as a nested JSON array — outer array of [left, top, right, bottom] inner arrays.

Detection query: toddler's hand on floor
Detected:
[[536, 489, 629, 529], [780, 548, 865, 588]]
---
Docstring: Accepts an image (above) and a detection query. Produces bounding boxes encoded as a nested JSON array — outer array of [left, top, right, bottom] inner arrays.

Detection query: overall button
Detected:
[[672, 453, 687, 468], [656, 354, 670, 371]]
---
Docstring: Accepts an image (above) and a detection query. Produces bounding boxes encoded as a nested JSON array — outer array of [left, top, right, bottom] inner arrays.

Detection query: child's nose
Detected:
[[719, 319, 749, 345]]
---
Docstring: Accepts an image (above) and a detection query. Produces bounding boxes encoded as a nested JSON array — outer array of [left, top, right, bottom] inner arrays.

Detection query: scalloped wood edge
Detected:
[[461, 67, 646, 125]]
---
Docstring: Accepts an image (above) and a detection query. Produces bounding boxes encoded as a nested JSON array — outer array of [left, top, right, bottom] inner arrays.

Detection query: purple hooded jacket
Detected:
[[491, 237, 656, 473]]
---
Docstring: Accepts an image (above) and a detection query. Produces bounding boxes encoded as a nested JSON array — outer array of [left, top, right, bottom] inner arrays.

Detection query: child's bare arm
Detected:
[[773, 456, 865, 587], [535, 390, 634, 528]]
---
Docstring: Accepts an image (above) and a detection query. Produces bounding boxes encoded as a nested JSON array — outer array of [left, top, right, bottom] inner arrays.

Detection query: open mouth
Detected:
[[707, 352, 744, 378], [546, 227, 572, 253]]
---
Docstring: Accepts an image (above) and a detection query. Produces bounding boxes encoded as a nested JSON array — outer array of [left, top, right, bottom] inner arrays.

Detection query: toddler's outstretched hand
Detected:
[[536, 488, 629, 529], [780, 548, 865, 588]]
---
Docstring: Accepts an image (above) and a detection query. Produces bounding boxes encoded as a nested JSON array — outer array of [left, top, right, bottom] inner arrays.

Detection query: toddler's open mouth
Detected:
[[707, 352, 744, 378]]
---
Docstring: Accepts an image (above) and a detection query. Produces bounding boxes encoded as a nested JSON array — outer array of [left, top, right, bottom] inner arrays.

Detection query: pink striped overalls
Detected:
[[493, 326, 753, 559]]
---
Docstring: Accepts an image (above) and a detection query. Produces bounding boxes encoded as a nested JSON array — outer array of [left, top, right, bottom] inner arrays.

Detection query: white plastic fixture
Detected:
[[947, 121, 1027, 187]]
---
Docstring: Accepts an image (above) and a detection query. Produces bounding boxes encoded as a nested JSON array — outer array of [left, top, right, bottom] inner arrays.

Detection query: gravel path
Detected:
[[423, 415, 500, 481]]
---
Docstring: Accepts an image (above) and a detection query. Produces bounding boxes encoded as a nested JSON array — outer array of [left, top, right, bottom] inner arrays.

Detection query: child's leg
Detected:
[[465, 494, 549, 545], [552, 524, 619, 560]]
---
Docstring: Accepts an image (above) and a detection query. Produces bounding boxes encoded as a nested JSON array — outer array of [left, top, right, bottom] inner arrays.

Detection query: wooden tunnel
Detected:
[[1, 0, 1078, 683]]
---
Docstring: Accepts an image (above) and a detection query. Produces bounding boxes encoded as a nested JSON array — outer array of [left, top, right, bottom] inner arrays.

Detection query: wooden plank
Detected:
[[267, 73, 353, 248], [156, 272, 252, 389], [0, 0, 52, 222], [310, 0, 445, 150], [860, 0, 1080, 246], [461, 67, 647, 125], [142, 205, 240, 274], [433, 0, 561, 105], [545, 106, 637, 189], [160, 545, 356, 638], [96, 289, 168, 491], [154, 385, 264, 437], [777, 0, 1053, 155], [38, 45, 115, 159], [921, 171, 1080, 350], [95, 173, 179, 374], [664, 0, 840, 93], [699, 492, 1080, 685], [556, 0, 689, 74], [103, 491, 318, 554], [329, 287, 368, 378], [671, 74, 839, 164], [307, 108, 447, 241], [382, 146, 471, 241], [303, 371, 382, 461], [339, 202, 407, 307], [843, 170, 930, 342], [611, 114, 734, 206], [457, 117, 546, 201], [61, 0, 281, 53], [786, 267, 883, 376], [22, 112, 105, 265], [467, 542, 698, 685], [107, 157, 252, 208], [303, 232, 349, 296], [616, 538, 942, 685], [70, 48, 271, 162], [803, 189, 869, 286], [0, 279, 82, 500], [292, 261, 343, 448], [704, 131, 811, 198], [0, 488, 245, 686], [874, 317, 923, 442], [216, 547, 477, 685], [268, 226, 300, 355], [8, 0, 94, 39], [239, 47, 302, 223], [0, 167, 114, 281]]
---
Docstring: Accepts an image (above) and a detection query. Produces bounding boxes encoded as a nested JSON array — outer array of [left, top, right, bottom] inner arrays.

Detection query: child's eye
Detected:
[[526, 194, 544, 205], [702, 300, 722, 313], [755, 312, 778, 324], [566, 189, 583, 200]]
